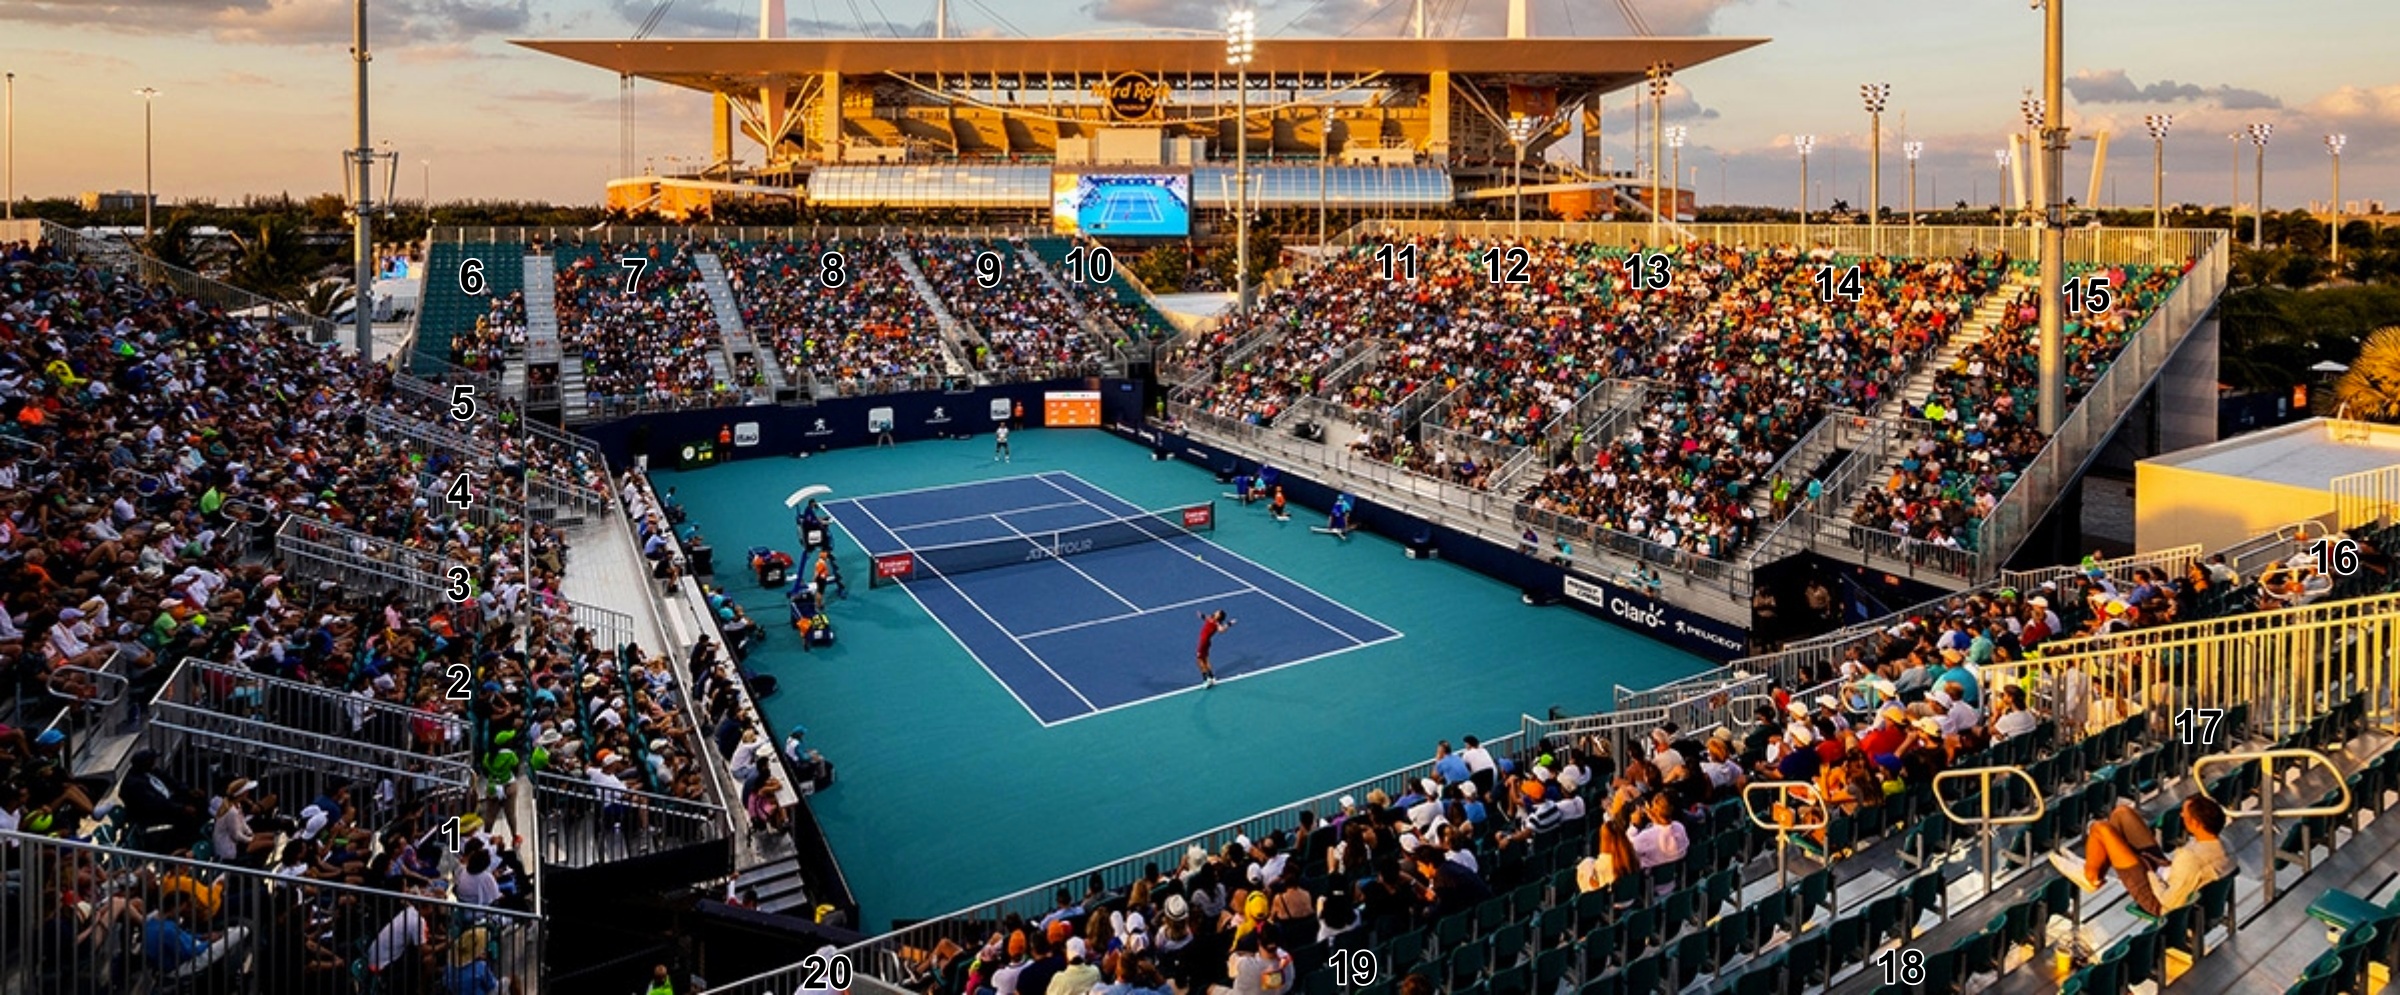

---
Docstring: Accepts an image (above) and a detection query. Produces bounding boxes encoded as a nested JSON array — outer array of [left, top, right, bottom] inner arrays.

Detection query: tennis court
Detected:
[[1097, 188, 1167, 225], [823, 471, 1399, 725]]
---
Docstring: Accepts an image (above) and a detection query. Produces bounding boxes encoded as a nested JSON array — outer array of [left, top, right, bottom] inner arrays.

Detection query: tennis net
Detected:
[[869, 502, 1215, 587]]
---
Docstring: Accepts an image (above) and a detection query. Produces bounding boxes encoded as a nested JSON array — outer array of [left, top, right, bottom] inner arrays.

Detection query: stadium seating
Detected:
[[910, 235, 1118, 377], [724, 236, 955, 396], [415, 240, 526, 376], [0, 234, 752, 994], [553, 240, 733, 415]]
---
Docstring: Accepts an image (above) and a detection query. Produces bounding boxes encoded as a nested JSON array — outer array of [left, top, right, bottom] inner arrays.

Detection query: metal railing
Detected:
[[1996, 543, 2206, 596], [1978, 590, 2400, 742], [2332, 459, 2400, 532], [701, 730, 1525, 994], [0, 830, 546, 995], [532, 772, 730, 869], [272, 515, 450, 606], [1341, 219, 2219, 268], [564, 597, 640, 652], [172, 659, 473, 758], [1530, 672, 1772, 748], [2195, 750, 2351, 902]]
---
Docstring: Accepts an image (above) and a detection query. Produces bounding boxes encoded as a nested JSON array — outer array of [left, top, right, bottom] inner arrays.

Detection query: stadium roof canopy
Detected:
[[512, 36, 1768, 92]]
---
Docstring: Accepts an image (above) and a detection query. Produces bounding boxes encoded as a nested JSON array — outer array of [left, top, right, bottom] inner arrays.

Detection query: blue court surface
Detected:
[[823, 471, 1399, 725]]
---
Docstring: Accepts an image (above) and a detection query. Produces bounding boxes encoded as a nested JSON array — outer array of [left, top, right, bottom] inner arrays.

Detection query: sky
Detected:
[[0, 0, 2392, 211]]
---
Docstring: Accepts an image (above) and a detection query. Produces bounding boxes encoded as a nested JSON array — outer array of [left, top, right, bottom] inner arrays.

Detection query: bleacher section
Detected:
[[1167, 222, 2226, 616], [416, 239, 527, 377]]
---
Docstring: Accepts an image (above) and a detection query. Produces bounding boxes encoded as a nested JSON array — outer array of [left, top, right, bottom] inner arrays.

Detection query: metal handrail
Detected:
[[1932, 766, 2049, 899], [2192, 749, 2351, 902], [1742, 780, 1829, 892]]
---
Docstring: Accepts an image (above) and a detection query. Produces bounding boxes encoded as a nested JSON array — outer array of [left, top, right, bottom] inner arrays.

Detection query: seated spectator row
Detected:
[[910, 236, 1111, 376], [725, 237, 951, 395]]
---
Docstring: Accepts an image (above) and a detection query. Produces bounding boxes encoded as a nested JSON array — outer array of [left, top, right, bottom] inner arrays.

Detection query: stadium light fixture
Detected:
[[135, 87, 160, 239], [2327, 133, 2347, 266], [1902, 140, 1923, 235], [2143, 114, 2173, 239], [4, 72, 14, 222], [1795, 134, 1815, 245], [1666, 125, 1687, 221], [1646, 62, 1673, 240], [1861, 82, 1889, 247], [2246, 122, 2272, 249], [1225, 8, 1257, 316], [1506, 114, 1539, 237]]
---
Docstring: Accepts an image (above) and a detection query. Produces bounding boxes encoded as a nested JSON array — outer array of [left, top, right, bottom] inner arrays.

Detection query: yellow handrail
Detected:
[[2192, 749, 2352, 902]]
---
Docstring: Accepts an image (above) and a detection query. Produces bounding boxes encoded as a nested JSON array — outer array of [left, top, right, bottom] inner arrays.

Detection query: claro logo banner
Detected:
[[1563, 573, 1749, 658]]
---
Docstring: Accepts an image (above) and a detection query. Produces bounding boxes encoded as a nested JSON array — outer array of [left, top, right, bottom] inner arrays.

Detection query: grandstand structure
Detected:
[[1165, 221, 2229, 630], [515, 31, 1751, 222], [0, 222, 847, 994]]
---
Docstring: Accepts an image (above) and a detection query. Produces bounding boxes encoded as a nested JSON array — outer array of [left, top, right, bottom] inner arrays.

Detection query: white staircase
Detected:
[[1873, 270, 2039, 421], [888, 246, 977, 377], [695, 253, 785, 395], [526, 254, 588, 418]]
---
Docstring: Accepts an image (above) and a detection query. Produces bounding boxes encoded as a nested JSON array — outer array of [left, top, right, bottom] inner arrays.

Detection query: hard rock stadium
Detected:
[[0, 3, 2397, 995]]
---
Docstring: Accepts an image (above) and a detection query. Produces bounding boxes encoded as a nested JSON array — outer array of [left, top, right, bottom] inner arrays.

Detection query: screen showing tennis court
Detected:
[[1051, 172, 1191, 236]]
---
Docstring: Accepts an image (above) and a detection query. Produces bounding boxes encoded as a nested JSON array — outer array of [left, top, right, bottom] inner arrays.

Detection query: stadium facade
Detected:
[[515, 29, 1758, 223]]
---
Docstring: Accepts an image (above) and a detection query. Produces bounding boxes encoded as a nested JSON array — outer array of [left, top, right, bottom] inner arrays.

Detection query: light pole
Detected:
[[1796, 134, 1815, 245], [2143, 114, 2172, 239], [2032, 0, 2065, 436], [2018, 92, 2044, 222], [1903, 140, 1922, 251], [423, 159, 432, 206], [1860, 82, 1889, 248], [1666, 125, 1687, 224], [2229, 132, 2241, 231], [1994, 148, 2010, 218], [2246, 122, 2272, 249], [4, 72, 14, 222], [1507, 114, 1538, 237], [135, 87, 159, 238], [2327, 133, 2346, 269], [1225, 8, 1255, 315], [1646, 63, 1673, 241], [350, 0, 375, 357]]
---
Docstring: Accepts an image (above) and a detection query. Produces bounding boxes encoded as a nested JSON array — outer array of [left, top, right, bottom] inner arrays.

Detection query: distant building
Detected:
[[78, 190, 157, 213]]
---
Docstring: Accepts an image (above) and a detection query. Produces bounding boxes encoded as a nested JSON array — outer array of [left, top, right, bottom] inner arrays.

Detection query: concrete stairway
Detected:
[[1873, 270, 2038, 421], [888, 246, 977, 377], [694, 253, 785, 394]]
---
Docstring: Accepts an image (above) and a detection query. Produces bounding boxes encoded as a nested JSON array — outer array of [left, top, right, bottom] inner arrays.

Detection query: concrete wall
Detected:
[[2134, 460, 2332, 552]]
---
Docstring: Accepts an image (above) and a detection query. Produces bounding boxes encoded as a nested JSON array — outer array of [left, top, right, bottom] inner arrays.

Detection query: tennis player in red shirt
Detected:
[[1196, 609, 1235, 688]]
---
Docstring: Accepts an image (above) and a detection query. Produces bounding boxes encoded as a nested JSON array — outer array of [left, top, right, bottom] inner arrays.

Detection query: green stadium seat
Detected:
[[1488, 962, 1532, 995], [1580, 923, 1619, 974], [1660, 887, 1699, 938], [1827, 910, 1868, 972], [1665, 931, 1715, 992], [2058, 939, 2126, 995], [1533, 910, 1574, 952], [1446, 938, 1488, 989], [1795, 869, 1834, 929], [1572, 889, 1611, 933], [1511, 882, 1548, 921], [1703, 868, 1739, 919], [1904, 872, 1947, 937], [1615, 952, 1664, 995], [1732, 959, 1780, 995], [1477, 897, 1512, 940], [2284, 952, 2342, 995], [1710, 907, 1752, 966], [1532, 946, 1571, 995], [1435, 913, 1471, 957], [2307, 889, 2400, 933], [1619, 906, 1660, 961], [2112, 922, 2166, 990], [1865, 893, 1909, 949], [1489, 923, 1528, 970]]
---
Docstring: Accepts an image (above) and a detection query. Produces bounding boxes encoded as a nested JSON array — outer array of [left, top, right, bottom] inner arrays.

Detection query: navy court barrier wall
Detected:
[[573, 377, 1103, 470]]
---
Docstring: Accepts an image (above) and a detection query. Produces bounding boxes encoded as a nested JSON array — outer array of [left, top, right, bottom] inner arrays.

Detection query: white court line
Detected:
[[1055, 470, 1403, 642], [836, 501, 1098, 721], [1035, 473, 1383, 647], [888, 500, 1086, 533], [991, 515, 1142, 612], [1015, 589, 1248, 641], [842, 472, 1061, 503]]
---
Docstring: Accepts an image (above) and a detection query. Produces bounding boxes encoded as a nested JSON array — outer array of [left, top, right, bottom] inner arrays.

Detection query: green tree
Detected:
[[1130, 245, 1190, 293], [293, 279, 356, 319], [225, 218, 324, 302], [141, 212, 213, 273]]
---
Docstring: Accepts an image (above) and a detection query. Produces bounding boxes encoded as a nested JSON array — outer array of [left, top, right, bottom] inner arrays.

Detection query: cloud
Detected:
[[0, 0, 530, 45], [2067, 69, 2280, 110], [219, 70, 277, 86]]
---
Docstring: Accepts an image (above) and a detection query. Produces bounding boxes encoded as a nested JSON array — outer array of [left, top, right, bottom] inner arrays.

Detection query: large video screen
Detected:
[[1051, 172, 1191, 237]]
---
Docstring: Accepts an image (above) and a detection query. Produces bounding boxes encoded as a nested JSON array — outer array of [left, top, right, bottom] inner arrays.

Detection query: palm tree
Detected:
[[294, 280, 356, 320], [2334, 326, 2400, 423], [224, 218, 319, 302], [142, 212, 212, 273]]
